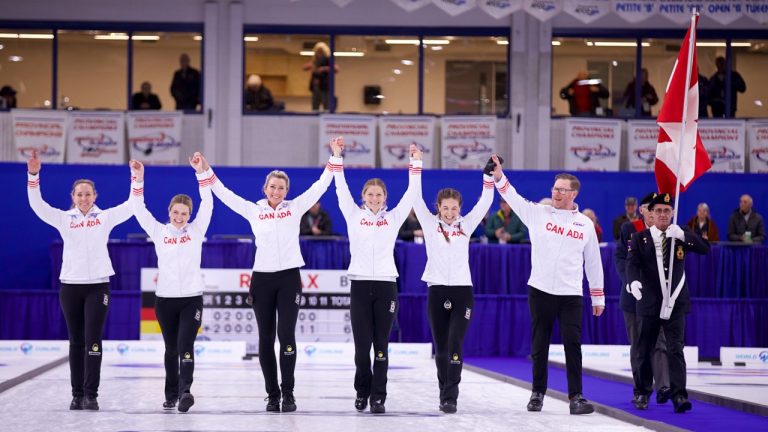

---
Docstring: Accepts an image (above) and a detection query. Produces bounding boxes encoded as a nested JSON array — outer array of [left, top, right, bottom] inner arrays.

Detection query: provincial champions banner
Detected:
[[440, 116, 496, 169], [627, 120, 659, 172], [66, 111, 125, 164], [319, 114, 376, 168], [127, 111, 183, 165], [564, 118, 621, 171], [699, 120, 745, 173], [11, 109, 67, 163], [747, 120, 768, 173], [379, 116, 435, 169]]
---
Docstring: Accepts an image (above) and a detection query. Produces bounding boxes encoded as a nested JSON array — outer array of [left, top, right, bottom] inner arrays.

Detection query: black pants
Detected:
[[528, 286, 583, 399], [155, 296, 203, 401], [637, 313, 687, 399], [350, 280, 398, 403], [623, 311, 670, 395], [427, 285, 473, 404], [59, 283, 110, 398], [250, 268, 302, 398]]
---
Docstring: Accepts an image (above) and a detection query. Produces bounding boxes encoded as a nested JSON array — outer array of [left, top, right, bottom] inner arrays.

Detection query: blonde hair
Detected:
[[313, 41, 330, 58], [361, 178, 387, 200], [70, 179, 97, 208], [263, 170, 290, 193], [168, 194, 193, 214]]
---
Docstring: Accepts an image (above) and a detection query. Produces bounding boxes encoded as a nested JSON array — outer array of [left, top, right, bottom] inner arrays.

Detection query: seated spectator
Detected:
[[612, 196, 639, 240], [686, 202, 720, 241], [300, 202, 333, 236], [485, 201, 528, 244], [131, 81, 162, 110], [582, 208, 603, 242], [244, 74, 275, 112], [398, 209, 423, 242], [0, 85, 17, 109], [727, 194, 765, 243]]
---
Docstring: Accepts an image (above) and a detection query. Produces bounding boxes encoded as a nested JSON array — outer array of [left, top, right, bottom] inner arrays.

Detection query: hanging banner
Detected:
[[699, 120, 745, 173], [747, 120, 768, 173], [391, 0, 433, 11], [744, 0, 768, 24], [524, 0, 563, 21], [478, 0, 524, 18], [564, 118, 621, 171], [66, 111, 125, 164], [379, 116, 435, 169], [127, 111, 183, 165], [627, 120, 659, 172], [440, 116, 496, 169], [610, 0, 657, 22], [702, 0, 745, 25], [11, 109, 66, 163], [658, 0, 704, 24], [329, 0, 355, 7], [432, 0, 478, 15], [563, 0, 612, 23], [319, 114, 376, 168]]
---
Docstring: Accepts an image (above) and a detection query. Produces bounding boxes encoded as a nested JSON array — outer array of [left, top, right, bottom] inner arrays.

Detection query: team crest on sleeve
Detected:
[[389, 301, 396, 313], [464, 307, 472, 320], [295, 294, 301, 305], [103, 294, 109, 306]]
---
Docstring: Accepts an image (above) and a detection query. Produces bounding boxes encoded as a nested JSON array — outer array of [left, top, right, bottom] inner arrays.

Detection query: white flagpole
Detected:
[[662, 12, 698, 320]]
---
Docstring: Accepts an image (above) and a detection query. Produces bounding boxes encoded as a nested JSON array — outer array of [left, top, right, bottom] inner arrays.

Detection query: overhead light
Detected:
[[94, 34, 128, 40], [299, 50, 365, 57], [393, 68, 402, 75], [9, 55, 23, 62], [551, 41, 561, 46], [431, 46, 443, 51], [755, 100, 764, 107], [696, 42, 751, 47], [586, 41, 650, 47], [0, 33, 54, 39], [384, 39, 450, 45], [244, 36, 259, 42], [132, 35, 160, 41], [193, 35, 203, 41], [376, 95, 385, 99], [496, 40, 509, 45], [0, 44, 3, 50], [401, 59, 414, 66]]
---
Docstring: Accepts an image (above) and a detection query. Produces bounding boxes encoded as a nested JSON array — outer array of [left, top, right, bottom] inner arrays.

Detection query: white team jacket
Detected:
[[335, 158, 421, 281], [414, 173, 495, 287], [206, 156, 339, 273], [27, 173, 133, 284], [130, 170, 213, 298], [495, 176, 605, 306]]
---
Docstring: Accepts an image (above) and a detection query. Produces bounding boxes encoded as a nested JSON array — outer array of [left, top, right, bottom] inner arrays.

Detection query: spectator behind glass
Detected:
[[302, 42, 339, 112], [686, 202, 719, 242], [170, 53, 201, 111], [727, 194, 765, 243], [244, 74, 275, 112], [559, 71, 609, 117], [612, 196, 639, 240], [398, 209, 423, 243], [485, 200, 528, 244], [0, 85, 17, 109], [131, 82, 162, 110], [582, 208, 603, 243], [709, 56, 746, 118], [622, 68, 658, 117], [299, 202, 333, 236], [697, 73, 710, 118]]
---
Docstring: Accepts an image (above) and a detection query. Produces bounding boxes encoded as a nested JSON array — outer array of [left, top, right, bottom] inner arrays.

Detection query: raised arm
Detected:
[[128, 159, 163, 239], [26, 150, 64, 227], [190, 152, 214, 235], [292, 137, 343, 214], [198, 153, 257, 220], [333, 141, 358, 221], [390, 144, 422, 226], [411, 168, 433, 228], [104, 165, 136, 229], [463, 173, 495, 232], [491, 154, 536, 227]]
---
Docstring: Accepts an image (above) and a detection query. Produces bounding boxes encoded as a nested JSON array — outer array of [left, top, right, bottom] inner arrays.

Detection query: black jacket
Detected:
[[627, 226, 709, 317], [727, 209, 765, 243], [614, 220, 646, 312]]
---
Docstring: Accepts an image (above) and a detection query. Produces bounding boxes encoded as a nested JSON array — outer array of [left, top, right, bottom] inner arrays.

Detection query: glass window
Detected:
[[132, 32, 202, 111], [552, 37, 635, 118], [642, 38, 724, 119], [332, 35, 418, 114], [423, 36, 508, 115], [730, 39, 766, 118], [57, 30, 128, 110], [243, 34, 330, 113], [0, 30, 53, 109]]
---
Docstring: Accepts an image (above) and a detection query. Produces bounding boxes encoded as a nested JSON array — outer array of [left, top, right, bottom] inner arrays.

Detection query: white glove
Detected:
[[630, 280, 643, 301], [666, 224, 685, 241]]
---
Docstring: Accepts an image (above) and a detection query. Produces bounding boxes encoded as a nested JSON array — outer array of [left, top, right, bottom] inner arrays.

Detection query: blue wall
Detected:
[[2, 161, 766, 290]]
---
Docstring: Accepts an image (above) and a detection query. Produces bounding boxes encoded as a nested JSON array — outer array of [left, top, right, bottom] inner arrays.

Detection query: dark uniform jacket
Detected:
[[614, 219, 646, 312], [627, 226, 709, 317]]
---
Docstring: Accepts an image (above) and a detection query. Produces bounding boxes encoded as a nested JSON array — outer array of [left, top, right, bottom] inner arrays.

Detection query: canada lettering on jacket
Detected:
[[69, 219, 102, 229], [360, 218, 389, 227], [164, 234, 192, 244], [435, 227, 464, 237], [545, 222, 584, 240], [259, 210, 292, 220]]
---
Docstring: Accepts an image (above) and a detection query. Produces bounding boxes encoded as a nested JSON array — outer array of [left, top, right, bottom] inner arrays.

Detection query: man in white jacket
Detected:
[[490, 155, 604, 415]]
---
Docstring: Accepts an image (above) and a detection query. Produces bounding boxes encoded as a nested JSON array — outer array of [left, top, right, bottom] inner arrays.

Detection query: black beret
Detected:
[[648, 193, 674, 210], [639, 192, 657, 206]]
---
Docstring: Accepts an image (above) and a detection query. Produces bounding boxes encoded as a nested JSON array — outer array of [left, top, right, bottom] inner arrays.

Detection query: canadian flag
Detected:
[[655, 15, 711, 194]]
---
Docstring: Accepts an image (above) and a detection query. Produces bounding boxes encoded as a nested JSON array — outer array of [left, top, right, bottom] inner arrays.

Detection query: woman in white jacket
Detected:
[[334, 143, 421, 414], [195, 138, 343, 412], [128, 154, 212, 413], [412, 167, 494, 414], [26, 150, 134, 411]]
